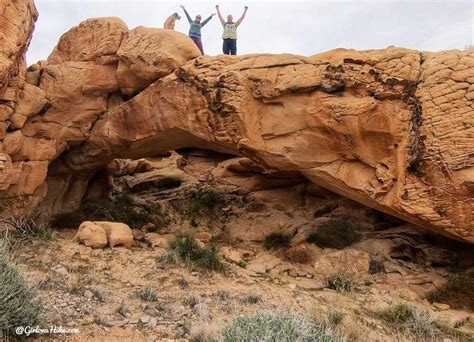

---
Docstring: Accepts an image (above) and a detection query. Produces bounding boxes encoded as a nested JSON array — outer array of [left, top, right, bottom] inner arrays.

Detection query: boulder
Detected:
[[73, 221, 108, 248], [247, 253, 282, 273], [116, 27, 201, 95], [94, 221, 134, 248], [47, 17, 128, 64], [313, 249, 370, 276], [74, 221, 133, 248]]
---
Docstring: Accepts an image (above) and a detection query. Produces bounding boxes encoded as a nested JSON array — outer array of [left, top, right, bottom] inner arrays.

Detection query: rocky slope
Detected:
[[0, 9, 473, 244]]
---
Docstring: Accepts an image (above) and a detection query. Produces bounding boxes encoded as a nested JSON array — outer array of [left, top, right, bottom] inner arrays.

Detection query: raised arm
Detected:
[[201, 13, 215, 27], [236, 6, 248, 26], [180, 5, 192, 23], [215, 5, 225, 25]]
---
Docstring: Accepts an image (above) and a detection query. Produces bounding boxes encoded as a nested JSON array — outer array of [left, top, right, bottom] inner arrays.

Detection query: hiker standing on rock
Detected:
[[163, 12, 181, 30], [216, 4, 248, 55], [180, 5, 215, 55]]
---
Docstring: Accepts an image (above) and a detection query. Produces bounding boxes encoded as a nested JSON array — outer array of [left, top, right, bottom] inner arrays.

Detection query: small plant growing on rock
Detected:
[[221, 311, 342, 342], [263, 233, 291, 250], [324, 271, 354, 292], [187, 189, 223, 226], [138, 288, 158, 302], [377, 303, 438, 339], [162, 233, 226, 273], [426, 273, 474, 311], [306, 217, 362, 249], [0, 240, 45, 338]]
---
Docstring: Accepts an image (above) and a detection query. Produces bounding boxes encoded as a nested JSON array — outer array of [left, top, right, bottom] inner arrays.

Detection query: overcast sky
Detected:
[[27, 0, 473, 64]]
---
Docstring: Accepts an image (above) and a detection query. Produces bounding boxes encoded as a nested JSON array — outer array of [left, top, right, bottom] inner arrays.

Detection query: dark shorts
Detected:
[[223, 39, 237, 55], [190, 36, 204, 55]]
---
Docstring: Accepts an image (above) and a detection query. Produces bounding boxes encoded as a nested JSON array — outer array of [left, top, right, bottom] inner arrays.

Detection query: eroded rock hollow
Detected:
[[0, 5, 473, 242]]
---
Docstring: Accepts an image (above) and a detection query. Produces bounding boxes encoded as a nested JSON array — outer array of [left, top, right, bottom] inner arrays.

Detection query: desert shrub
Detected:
[[244, 294, 261, 304], [91, 288, 106, 303], [163, 234, 226, 273], [187, 189, 223, 226], [327, 311, 344, 327], [426, 273, 474, 311], [50, 211, 85, 228], [283, 247, 311, 264], [263, 233, 291, 250], [369, 259, 384, 274], [190, 322, 219, 342], [2, 215, 54, 244], [0, 240, 45, 337], [82, 193, 161, 229], [307, 217, 362, 249], [377, 304, 438, 339], [221, 311, 341, 342], [138, 288, 158, 302], [324, 272, 354, 292]]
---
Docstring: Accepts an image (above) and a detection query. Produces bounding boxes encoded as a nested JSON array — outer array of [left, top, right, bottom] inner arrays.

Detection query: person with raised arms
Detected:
[[180, 5, 215, 55], [215, 4, 248, 55]]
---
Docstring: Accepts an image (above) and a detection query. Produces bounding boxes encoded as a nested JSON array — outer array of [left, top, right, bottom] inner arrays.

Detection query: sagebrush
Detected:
[[221, 311, 342, 342], [377, 303, 438, 339], [0, 240, 45, 338]]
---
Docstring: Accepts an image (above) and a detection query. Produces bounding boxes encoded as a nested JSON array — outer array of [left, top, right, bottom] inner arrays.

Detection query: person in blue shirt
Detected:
[[180, 5, 215, 55]]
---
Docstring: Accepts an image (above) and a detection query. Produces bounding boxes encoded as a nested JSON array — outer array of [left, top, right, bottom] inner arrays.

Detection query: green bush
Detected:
[[324, 272, 354, 292], [307, 217, 362, 249], [82, 193, 161, 229], [187, 190, 222, 226], [221, 311, 341, 342], [377, 304, 438, 339], [263, 233, 291, 250], [426, 273, 474, 311], [0, 240, 45, 338], [163, 234, 226, 273]]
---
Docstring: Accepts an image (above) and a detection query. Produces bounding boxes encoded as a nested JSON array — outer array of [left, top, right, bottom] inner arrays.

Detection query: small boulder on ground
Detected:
[[73, 221, 108, 248], [74, 221, 133, 248]]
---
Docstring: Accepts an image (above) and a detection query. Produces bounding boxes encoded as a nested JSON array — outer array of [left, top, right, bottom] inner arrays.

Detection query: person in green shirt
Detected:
[[216, 4, 248, 55], [180, 5, 215, 55]]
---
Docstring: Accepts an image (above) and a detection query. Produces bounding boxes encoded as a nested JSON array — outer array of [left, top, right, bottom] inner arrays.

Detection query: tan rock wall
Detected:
[[0, 10, 472, 243]]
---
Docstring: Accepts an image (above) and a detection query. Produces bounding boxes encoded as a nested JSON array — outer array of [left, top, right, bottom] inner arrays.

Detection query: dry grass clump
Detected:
[[377, 303, 438, 340], [324, 272, 354, 292], [160, 233, 226, 273], [138, 288, 158, 302], [221, 311, 342, 342]]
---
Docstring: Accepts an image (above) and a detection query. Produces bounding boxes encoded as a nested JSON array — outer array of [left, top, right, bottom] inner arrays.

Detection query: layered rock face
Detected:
[[0, 13, 472, 243], [0, 0, 39, 205]]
